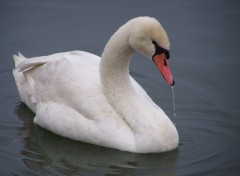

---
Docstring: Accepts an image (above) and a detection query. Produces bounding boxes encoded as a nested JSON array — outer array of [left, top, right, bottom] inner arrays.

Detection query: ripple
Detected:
[[4, 103, 240, 176], [175, 110, 240, 175]]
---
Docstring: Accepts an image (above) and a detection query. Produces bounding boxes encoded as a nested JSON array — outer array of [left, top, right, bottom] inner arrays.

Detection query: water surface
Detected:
[[1, 0, 240, 175]]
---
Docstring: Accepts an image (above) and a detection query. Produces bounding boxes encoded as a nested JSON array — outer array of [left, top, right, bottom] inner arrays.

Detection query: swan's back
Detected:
[[13, 51, 101, 112], [13, 50, 157, 113]]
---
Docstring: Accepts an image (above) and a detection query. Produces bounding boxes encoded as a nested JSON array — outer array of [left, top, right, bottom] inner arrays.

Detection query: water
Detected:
[[1, 0, 240, 175]]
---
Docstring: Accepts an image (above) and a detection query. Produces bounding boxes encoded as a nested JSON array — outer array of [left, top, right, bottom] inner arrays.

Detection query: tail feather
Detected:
[[13, 52, 26, 67], [18, 51, 25, 58]]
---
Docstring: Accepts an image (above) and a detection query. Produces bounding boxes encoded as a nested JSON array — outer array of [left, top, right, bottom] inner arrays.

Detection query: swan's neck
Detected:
[[100, 26, 137, 118], [100, 27, 156, 134], [100, 26, 134, 101]]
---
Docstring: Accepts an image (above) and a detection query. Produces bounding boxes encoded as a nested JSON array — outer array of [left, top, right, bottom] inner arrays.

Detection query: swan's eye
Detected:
[[152, 40, 158, 45], [152, 40, 170, 59]]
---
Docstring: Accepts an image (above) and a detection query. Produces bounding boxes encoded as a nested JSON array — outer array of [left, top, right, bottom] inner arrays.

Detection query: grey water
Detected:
[[1, 0, 240, 175]]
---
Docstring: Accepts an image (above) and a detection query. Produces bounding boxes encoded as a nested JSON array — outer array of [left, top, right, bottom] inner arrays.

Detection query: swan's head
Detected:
[[128, 17, 174, 86]]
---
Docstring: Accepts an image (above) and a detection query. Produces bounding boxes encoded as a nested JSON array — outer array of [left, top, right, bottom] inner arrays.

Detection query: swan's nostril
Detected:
[[164, 58, 167, 66]]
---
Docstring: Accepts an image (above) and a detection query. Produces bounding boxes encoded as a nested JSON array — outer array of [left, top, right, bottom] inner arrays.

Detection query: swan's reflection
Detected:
[[15, 103, 178, 175]]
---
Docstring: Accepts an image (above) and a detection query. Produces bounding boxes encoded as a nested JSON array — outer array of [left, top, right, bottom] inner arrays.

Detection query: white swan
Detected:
[[13, 17, 179, 153]]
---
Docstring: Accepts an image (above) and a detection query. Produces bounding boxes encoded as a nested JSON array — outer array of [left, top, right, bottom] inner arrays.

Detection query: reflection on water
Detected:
[[15, 103, 178, 176]]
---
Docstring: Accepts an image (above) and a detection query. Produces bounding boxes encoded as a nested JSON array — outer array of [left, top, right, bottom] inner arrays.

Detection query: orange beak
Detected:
[[153, 53, 175, 86]]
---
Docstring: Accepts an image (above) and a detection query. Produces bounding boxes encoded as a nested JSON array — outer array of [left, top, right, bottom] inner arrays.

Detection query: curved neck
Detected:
[[100, 26, 135, 104], [99, 26, 153, 126]]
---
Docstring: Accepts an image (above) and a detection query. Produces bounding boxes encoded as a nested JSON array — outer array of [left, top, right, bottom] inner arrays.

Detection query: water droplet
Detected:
[[171, 86, 177, 118]]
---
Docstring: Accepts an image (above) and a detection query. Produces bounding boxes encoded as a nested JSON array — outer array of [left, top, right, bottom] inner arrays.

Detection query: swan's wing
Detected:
[[34, 102, 96, 142], [15, 52, 66, 72], [13, 51, 116, 118], [16, 60, 47, 72], [34, 101, 135, 151], [13, 52, 67, 111]]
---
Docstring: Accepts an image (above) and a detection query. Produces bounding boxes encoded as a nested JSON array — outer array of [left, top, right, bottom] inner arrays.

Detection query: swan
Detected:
[[13, 17, 179, 153]]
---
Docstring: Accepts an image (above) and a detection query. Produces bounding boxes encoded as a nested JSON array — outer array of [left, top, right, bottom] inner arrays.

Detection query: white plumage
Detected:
[[13, 17, 179, 153]]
